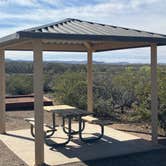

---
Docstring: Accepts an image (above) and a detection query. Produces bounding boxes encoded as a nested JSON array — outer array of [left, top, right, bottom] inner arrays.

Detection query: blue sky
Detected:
[[1, 0, 166, 63]]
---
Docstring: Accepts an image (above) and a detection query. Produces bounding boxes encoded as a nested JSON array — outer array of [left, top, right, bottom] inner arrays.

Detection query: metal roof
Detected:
[[1, 18, 166, 52], [24, 18, 166, 38]]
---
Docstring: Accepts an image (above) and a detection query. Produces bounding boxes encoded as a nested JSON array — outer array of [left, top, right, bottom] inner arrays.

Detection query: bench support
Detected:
[[79, 117, 104, 143], [25, 118, 57, 138], [30, 125, 57, 138]]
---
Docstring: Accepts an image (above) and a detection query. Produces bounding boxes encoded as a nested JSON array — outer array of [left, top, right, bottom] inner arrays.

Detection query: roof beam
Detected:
[[5, 42, 86, 52], [83, 42, 96, 52], [0, 39, 33, 50], [4, 41, 152, 52], [94, 41, 151, 52]]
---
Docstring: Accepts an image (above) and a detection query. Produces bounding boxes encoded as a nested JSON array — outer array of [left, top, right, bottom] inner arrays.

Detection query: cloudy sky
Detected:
[[1, 0, 166, 63]]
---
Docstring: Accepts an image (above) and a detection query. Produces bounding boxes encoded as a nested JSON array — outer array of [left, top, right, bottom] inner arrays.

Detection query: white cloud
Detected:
[[1, 0, 166, 62], [0, 1, 130, 37], [0, 0, 38, 7], [129, 0, 162, 9], [0, 0, 165, 32]]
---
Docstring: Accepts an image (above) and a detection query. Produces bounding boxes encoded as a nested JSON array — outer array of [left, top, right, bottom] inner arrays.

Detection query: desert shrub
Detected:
[[6, 61, 166, 130], [131, 103, 151, 122], [6, 74, 33, 95], [53, 72, 87, 109]]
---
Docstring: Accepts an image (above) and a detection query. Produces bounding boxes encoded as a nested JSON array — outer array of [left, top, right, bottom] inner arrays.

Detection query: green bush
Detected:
[[53, 72, 87, 109], [6, 74, 33, 95], [131, 103, 151, 122], [6, 61, 166, 131]]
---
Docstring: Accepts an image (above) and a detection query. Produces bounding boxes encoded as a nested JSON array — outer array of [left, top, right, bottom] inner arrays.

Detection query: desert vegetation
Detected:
[[5, 60, 166, 133]]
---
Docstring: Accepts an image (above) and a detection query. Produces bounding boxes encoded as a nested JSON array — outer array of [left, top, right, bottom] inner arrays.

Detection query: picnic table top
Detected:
[[44, 105, 77, 111], [44, 105, 92, 117]]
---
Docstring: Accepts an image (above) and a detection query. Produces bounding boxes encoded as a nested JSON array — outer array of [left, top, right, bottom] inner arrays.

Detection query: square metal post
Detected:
[[0, 49, 6, 134], [87, 48, 93, 112], [33, 40, 45, 166], [151, 43, 158, 144]]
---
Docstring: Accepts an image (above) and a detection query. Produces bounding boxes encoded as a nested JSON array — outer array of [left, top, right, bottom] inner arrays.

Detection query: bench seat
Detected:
[[79, 115, 112, 143], [24, 118, 53, 133], [24, 117, 71, 146], [82, 115, 112, 125]]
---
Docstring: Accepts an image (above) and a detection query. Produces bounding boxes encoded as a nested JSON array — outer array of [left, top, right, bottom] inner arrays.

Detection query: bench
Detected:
[[80, 115, 112, 143], [24, 118, 56, 138], [82, 115, 112, 125]]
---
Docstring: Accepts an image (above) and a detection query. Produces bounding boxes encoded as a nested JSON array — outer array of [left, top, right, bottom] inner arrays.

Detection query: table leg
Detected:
[[52, 112, 56, 129], [44, 112, 57, 138], [45, 116, 72, 148], [62, 117, 85, 135]]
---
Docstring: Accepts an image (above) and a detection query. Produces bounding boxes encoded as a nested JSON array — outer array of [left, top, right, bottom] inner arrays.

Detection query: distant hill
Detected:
[[5, 59, 166, 65], [45, 60, 106, 64], [5, 59, 13, 62]]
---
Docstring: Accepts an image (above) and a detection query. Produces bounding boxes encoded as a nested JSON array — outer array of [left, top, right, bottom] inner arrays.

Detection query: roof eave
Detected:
[[95, 43, 166, 52], [18, 31, 166, 45], [1, 30, 166, 50], [0, 32, 20, 48]]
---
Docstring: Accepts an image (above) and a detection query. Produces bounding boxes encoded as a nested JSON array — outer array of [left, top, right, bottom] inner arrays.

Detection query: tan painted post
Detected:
[[151, 43, 158, 144], [0, 49, 6, 134], [87, 48, 93, 112], [33, 40, 45, 166]]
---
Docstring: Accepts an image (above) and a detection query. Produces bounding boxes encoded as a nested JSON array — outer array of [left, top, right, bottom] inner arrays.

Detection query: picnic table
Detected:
[[44, 105, 92, 147], [44, 105, 91, 130], [25, 105, 107, 148]]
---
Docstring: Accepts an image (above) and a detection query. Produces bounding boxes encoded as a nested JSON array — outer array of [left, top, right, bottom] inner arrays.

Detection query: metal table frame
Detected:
[[78, 116, 104, 143], [45, 108, 91, 148]]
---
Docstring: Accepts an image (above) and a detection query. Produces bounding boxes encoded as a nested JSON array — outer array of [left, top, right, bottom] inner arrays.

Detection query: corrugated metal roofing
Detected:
[[24, 18, 165, 39], [1, 18, 166, 51]]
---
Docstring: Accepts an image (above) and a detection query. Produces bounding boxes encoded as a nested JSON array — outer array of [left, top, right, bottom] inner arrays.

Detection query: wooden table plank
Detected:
[[44, 105, 77, 112]]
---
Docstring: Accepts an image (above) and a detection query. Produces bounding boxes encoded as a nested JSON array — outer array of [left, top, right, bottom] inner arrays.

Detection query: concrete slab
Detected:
[[0, 124, 164, 166]]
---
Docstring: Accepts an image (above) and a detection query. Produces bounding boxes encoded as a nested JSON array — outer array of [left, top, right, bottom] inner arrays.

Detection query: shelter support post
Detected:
[[151, 43, 158, 144], [0, 49, 6, 134], [87, 46, 93, 112], [33, 40, 45, 166]]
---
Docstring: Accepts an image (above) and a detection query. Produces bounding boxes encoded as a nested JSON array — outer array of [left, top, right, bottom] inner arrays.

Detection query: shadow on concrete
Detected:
[[2, 129, 165, 166], [5, 133, 34, 142], [60, 148, 166, 166], [48, 133, 163, 162]]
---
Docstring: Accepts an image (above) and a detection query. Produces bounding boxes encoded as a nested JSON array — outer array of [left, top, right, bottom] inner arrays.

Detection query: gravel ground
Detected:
[[0, 110, 166, 166], [5, 110, 56, 131], [0, 140, 27, 166]]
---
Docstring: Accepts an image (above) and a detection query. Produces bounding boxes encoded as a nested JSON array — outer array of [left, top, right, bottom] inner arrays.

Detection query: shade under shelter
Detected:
[[0, 18, 166, 166]]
